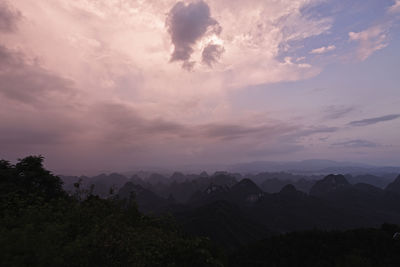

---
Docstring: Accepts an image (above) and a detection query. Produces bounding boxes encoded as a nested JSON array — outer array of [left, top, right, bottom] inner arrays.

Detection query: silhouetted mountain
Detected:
[[60, 170, 400, 246], [260, 177, 316, 193], [279, 184, 305, 197], [174, 201, 269, 249], [199, 171, 209, 177], [309, 174, 350, 196], [230, 179, 263, 203], [346, 174, 391, 188], [230, 160, 400, 176], [249, 187, 357, 232], [386, 175, 400, 194], [210, 172, 238, 186], [309, 175, 400, 226], [147, 173, 168, 184], [170, 171, 186, 182], [188, 184, 231, 207], [60, 173, 128, 197], [146, 172, 238, 204], [230, 159, 373, 173], [118, 182, 167, 213]]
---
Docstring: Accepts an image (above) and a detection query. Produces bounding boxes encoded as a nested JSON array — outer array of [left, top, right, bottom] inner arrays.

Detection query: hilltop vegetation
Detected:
[[2, 156, 400, 266], [0, 156, 223, 266]]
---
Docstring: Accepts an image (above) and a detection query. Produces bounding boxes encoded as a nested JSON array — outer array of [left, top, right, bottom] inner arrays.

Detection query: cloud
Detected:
[[94, 101, 296, 143], [348, 114, 400, 126], [310, 45, 336, 54], [92, 102, 187, 143], [196, 122, 293, 141], [3, 0, 399, 171], [166, 0, 221, 69], [293, 126, 339, 137], [349, 26, 388, 60], [0, 45, 83, 149], [202, 44, 224, 66], [277, 126, 339, 146], [331, 139, 378, 148], [323, 105, 355, 120], [0, 45, 75, 107], [0, 1, 21, 33], [388, 0, 400, 14]]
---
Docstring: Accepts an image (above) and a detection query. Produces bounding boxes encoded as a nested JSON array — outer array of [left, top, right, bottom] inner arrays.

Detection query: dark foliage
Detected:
[[230, 225, 400, 267], [0, 156, 223, 267], [3, 156, 400, 266]]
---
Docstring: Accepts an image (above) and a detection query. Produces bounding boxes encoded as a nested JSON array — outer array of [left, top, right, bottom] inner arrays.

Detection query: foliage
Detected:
[[0, 156, 223, 267], [230, 225, 400, 267]]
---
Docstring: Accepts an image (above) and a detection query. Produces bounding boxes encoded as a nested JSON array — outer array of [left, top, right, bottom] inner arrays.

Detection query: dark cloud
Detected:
[[0, 45, 82, 149], [0, 119, 74, 146], [331, 139, 379, 148], [166, 0, 221, 68], [0, 45, 75, 107], [277, 126, 339, 144], [348, 114, 400, 126], [197, 123, 294, 141], [94, 102, 296, 143], [93, 103, 187, 144], [0, 1, 21, 33], [0, 45, 23, 68], [323, 105, 355, 120], [291, 126, 338, 138], [202, 44, 224, 66]]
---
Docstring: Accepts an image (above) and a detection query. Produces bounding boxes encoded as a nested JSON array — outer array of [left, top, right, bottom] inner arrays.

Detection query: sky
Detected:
[[0, 0, 399, 174]]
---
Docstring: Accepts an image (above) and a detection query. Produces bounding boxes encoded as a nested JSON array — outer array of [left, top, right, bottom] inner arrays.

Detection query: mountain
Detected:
[[309, 175, 400, 226], [60, 173, 128, 197], [347, 174, 391, 188], [386, 175, 400, 194], [230, 160, 373, 173], [230, 179, 263, 203], [174, 201, 269, 250], [309, 174, 350, 196], [279, 184, 305, 197], [118, 182, 167, 213], [188, 184, 231, 206], [230, 160, 400, 175], [250, 186, 357, 232], [170, 172, 186, 182], [260, 177, 317, 193], [188, 178, 263, 207]]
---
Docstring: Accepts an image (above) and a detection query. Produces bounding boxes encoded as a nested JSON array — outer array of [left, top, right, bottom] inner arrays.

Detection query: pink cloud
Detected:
[[349, 26, 388, 60], [310, 45, 336, 54]]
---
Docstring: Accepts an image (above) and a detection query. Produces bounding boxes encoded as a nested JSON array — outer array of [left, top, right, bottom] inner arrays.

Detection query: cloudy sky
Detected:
[[1, 0, 399, 174]]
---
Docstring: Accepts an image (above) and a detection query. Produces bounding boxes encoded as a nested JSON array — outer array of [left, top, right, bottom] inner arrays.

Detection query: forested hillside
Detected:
[[2, 156, 400, 266]]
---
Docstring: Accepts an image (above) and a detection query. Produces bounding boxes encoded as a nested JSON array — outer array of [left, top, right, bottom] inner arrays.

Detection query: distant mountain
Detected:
[[279, 184, 305, 197], [347, 174, 392, 188], [188, 178, 263, 207], [310, 175, 400, 225], [118, 182, 167, 213], [230, 179, 263, 203], [60, 173, 128, 197], [247, 183, 361, 232], [147, 172, 238, 203], [230, 159, 400, 175], [386, 175, 400, 194], [259, 177, 317, 193], [170, 172, 186, 182], [309, 174, 351, 196]]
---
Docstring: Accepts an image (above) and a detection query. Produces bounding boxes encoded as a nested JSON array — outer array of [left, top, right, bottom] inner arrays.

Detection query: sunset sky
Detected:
[[1, 0, 400, 174]]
